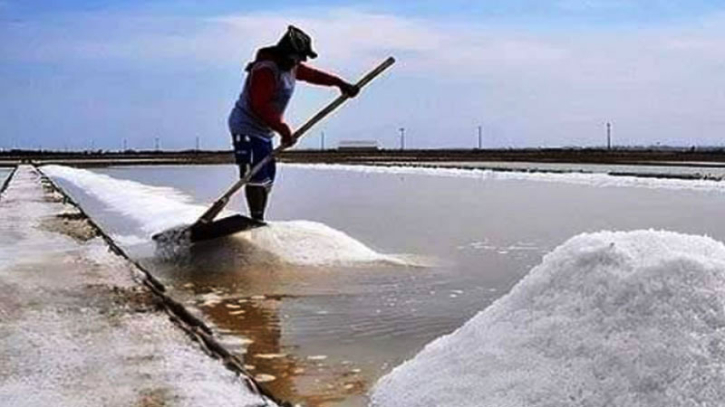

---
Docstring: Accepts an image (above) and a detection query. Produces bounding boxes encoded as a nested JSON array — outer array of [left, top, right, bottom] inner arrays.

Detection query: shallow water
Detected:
[[0, 169, 11, 186], [49, 164, 725, 406]]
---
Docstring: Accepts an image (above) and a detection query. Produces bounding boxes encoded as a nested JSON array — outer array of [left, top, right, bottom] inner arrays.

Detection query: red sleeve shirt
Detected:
[[296, 63, 344, 87], [248, 67, 287, 135], [248, 64, 341, 135]]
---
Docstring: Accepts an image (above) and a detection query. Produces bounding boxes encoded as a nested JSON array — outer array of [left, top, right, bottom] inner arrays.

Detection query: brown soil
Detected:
[[38, 211, 98, 241]]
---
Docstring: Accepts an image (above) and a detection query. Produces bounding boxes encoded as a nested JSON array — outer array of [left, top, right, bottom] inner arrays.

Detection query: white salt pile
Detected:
[[42, 165, 204, 234], [42, 165, 404, 267], [372, 230, 725, 407], [237, 220, 404, 267]]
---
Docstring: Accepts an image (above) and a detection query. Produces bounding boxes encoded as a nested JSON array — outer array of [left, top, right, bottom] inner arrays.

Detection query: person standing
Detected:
[[228, 25, 359, 222]]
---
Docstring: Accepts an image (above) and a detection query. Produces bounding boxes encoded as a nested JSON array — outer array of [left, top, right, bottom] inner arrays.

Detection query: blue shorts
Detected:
[[232, 134, 276, 187]]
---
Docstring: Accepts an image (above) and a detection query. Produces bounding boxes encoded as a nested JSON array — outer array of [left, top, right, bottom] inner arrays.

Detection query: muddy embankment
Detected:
[[3, 148, 725, 168]]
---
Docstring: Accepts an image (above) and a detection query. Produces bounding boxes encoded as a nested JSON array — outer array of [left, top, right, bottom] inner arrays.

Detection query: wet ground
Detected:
[[49, 163, 725, 406]]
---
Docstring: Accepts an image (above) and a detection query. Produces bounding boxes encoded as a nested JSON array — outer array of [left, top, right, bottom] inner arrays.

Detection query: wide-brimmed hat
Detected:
[[276, 25, 318, 59]]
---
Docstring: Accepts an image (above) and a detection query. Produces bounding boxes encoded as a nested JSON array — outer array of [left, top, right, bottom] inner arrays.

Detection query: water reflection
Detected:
[[201, 293, 368, 406], [172, 267, 369, 405], [142, 222, 527, 406]]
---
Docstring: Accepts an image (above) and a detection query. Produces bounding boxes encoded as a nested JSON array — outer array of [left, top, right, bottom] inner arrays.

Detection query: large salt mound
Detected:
[[371, 230, 725, 407]]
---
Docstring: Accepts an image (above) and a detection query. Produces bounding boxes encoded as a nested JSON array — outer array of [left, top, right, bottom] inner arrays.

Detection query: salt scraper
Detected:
[[155, 57, 395, 243]]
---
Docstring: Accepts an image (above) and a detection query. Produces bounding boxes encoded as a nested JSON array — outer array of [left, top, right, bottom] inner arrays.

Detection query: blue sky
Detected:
[[2, 0, 725, 150], [6, 0, 723, 23]]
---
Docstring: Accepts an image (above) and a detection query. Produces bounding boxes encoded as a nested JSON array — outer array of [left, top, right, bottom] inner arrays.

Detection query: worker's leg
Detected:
[[245, 185, 268, 221], [233, 134, 275, 221]]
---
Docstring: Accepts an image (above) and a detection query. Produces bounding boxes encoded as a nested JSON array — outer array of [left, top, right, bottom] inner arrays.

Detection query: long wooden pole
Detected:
[[195, 57, 396, 225]]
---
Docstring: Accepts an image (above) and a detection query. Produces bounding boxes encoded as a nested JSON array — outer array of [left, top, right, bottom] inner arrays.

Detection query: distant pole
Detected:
[[195, 136, 200, 151], [123, 138, 127, 151], [399, 127, 405, 150], [155, 137, 160, 151], [321, 131, 325, 150], [477, 125, 483, 149], [606, 122, 612, 150]]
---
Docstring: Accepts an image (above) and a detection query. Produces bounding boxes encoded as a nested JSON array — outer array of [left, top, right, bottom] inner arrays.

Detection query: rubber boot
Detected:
[[245, 185, 268, 222]]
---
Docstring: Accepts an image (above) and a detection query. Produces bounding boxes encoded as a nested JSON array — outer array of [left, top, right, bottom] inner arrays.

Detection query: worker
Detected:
[[228, 25, 359, 222]]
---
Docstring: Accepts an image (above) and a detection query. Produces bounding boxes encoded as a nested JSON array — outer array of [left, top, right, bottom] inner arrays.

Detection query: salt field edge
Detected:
[[36, 165, 288, 406]]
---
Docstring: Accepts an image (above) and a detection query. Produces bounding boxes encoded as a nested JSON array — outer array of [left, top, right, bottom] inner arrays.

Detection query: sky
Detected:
[[1, 0, 725, 150]]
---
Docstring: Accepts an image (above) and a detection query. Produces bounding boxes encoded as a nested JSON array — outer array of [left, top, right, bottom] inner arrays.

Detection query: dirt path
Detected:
[[0, 166, 276, 407]]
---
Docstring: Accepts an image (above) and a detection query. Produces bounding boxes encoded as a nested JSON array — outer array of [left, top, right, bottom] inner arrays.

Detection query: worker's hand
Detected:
[[338, 81, 359, 98], [281, 135, 297, 148], [278, 123, 297, 147]]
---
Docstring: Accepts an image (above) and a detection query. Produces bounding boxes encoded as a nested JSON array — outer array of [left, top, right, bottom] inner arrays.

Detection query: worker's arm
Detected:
[[297, 63, 359, 97], [249, 67, 293, 144]]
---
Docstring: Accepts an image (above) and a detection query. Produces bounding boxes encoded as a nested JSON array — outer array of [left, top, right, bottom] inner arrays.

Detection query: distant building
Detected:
[[337, 140, 379, 151]]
